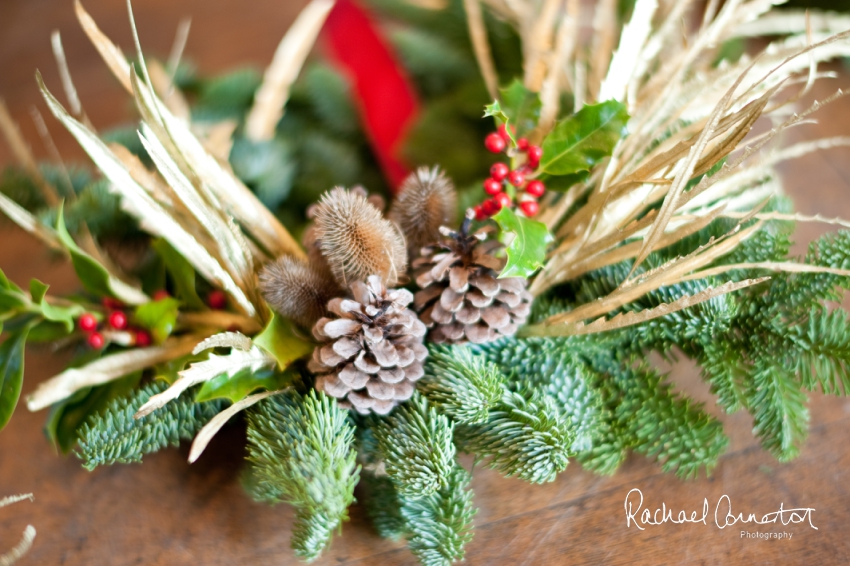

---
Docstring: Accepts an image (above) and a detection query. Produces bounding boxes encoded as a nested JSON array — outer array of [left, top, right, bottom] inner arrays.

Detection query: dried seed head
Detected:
[[313, 187, 407, 287], [389, 166, 457, 258], [259, 255, 341, 328]]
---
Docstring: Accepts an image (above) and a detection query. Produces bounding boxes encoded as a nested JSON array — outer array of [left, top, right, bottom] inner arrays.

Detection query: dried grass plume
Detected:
[[259, 255, 340, 328], [389, 166, 457, 259]]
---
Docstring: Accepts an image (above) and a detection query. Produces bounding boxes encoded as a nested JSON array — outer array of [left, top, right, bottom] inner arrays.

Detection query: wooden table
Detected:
[[1, 1, 849, 564]]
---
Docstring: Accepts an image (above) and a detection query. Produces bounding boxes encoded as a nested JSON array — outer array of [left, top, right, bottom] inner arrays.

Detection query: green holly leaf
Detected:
[[29, 279, 83, 333], [492, 207, 554, 279], [152, 353, 205, 385], [0, 269, 27, 315], [152, 239, 205, 310], [133, 298, 181, 344], [195, 366, 295, 404], [483, 100, 517, 146], [540, 100, 629, 176], [0, 328, 30, 432], [254, 313, 314, 371], [499, 79, 541, 137]]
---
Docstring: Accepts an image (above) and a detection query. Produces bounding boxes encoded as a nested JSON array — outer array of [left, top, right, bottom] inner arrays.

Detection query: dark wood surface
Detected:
[[1, 2, 850, 564]]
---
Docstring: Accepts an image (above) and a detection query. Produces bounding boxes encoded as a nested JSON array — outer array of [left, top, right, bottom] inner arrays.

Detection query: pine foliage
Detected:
[[244, 391, 359, 561], [76, 381, 225, 470]]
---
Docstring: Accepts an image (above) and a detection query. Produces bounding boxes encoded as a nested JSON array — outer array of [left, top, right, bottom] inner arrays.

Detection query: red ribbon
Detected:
[[322, 0, 419, 192]]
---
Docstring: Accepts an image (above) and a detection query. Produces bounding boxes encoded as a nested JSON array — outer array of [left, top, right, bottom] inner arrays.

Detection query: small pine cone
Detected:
[[310, 275, 428, 415], [413, 214, 532, 345]]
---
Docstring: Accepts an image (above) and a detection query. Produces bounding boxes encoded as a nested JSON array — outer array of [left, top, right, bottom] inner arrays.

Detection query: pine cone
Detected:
[[310, 275, 428, 415], [413, 214, 532, 344]]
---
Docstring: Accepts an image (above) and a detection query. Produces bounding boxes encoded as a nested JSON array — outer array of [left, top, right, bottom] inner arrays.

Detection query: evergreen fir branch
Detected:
[[76, 381, 225, 470], [360, 472, 406, 540], [399, 464, 476, 566], [746, 361, 809, 461], [244, 390, 359, 561], [418, 345, 503, 425], [790, 307, 850, 395], [373, 395, 456, 498], [455, 388, 574, 484], [699, 342, 749, 413]]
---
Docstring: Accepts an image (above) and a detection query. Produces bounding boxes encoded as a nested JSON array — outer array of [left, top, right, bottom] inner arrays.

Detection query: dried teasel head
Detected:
[[313, 187, 407, 287], [389, 166, 457, 259], [259, 255, 341, 329]]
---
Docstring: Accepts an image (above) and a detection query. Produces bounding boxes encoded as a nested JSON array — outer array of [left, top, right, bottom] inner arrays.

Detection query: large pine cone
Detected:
[[309, 275, 428, 415], [413, 216, 532, 344]]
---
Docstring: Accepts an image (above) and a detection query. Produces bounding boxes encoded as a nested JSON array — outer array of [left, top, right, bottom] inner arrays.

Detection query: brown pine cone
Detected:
[[413, 213, 532, 344], [309, 275, 428, 415]]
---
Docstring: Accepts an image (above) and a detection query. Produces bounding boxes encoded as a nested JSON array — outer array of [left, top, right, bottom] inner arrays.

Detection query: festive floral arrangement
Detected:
[[4, 0, 850, 563]]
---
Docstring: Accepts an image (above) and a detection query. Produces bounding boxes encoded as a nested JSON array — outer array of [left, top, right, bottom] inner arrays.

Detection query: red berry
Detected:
[[484, 133, 506, 153], [108, 311, 128, 330], [483, 178, 503, 195], [520, 200, 540, 217], [481, 199, 500, 216], [517, 138, 529, 150], [497, 123, 513, 142], [87, 332, 105, 349], [78, 313, 98, 332], [525, 180, 546, 198], [207, 290, 227, 310], [134, 330, 152, 347], [474, 205, 487, 221], [527, 145, 543, 165], [102, 297, 123, 310], [494, 192, 512, 209], [153, 290, 170, 301], [490, 162, 510, 181], [508, 169, 526, 187]]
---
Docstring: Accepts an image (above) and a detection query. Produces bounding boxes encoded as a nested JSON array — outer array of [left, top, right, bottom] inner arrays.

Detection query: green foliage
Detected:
[[0, 327, 29, 432], [492, 207, 554, 278], [253, 313, 314, 371], [152, 239, 205, 310], [360, 472, 406, 540], [419, 345, 504, 425], [195, 367, 294, 404], [373, 396, 456, 498], [133, 298, 180, 344], [76, 381, 225, 469], [400, 465, 476, 566], [498, 79, 541, 137], [245, 391, 359, 561]]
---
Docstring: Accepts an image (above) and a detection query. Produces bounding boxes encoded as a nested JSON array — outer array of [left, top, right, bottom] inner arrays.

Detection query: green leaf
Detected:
[[492, 207, 554, 279], [44, 372, 142, 453], [29, 279, 83, 333], [153, 353, 205, 385], [133, 298, 181, 344], [54, 202, 147, 304], [254, 313, 314, 371], [499, 79, 541, 137], [483, 100, 517, 146], [0, 328, 30, 432], [540, 100, 629, 176], [195, 366, 295, 403], [0, 269, 23, 294], [152, 239, 205, 310]]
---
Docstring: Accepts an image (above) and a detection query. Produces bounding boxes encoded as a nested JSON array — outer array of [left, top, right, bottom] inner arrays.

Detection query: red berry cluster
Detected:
[[477, 125, 545, 219], [78, 297, 155, 349]]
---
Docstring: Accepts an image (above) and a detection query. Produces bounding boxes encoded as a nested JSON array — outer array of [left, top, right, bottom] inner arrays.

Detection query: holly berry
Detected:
[[474, 205, 487, 221], [494, 192, 512, 209], [483, 177, 503, 195], [490, 162, 510, 181], [517, 137, 529, 151], [525, 180, 546, 198], [78, 313, 98, 332], [497, 123, 512, 142], [102, 297, 123, 310], [207, 290, 227, 310], [134, 330, 152, 347], [87, 332, 105, 349], [527, 145, 543, 165], [152, 290, 170, 301], [520, 200, 540, 217], [484, 133, 506, 153], [508, 169, 526, 187], [481, 199, 500, 217], [108, 310, 128, 330]]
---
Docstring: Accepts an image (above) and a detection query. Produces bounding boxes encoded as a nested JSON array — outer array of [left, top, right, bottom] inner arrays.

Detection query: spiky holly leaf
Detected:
[[483, 100, 517, 146], [29, 279, 83, 333], [493, 207, 553, 279], [0, 328, 29, 431], [133, 298, 181, 344], [540, 100, 629, 176], [152, 239, 205, 310], [254, 313, 314, 371], [499, 79, 541, 137], [195, 367, 295, 404]]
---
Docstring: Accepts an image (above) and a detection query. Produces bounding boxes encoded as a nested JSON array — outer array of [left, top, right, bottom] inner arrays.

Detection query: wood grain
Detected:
[[1, 1, 850, 564]]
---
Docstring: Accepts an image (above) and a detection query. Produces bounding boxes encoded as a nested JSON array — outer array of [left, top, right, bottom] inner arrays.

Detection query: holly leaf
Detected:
[[254, 313, 314, 371], [195, 366, 295, 404], [492, 207, 553, 279], [29, 279, 83, 333], [55, 202, 148, 305], [133, 298, 181, 344], [152, 239, 205, 310], [483, 100, 517, 146], [499, 79, 541, 137], [0, 328, 30, 432], [0, 269, 27, 315], [540, 100, 629, 176]]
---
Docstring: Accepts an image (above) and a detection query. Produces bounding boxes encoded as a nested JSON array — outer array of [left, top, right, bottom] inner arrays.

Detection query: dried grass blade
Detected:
[[0, 525, 36, 566], [0, 494, 33, 509], [50, 31, 84, 119], [0, 99, 60, 207], [74, 0, 132, 93], [680, 261, 850, 282], [0, 192, 65, 253], [193, 331, 253, 354], [599, 0, 658, 103], [463, 0, 499, 99]]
